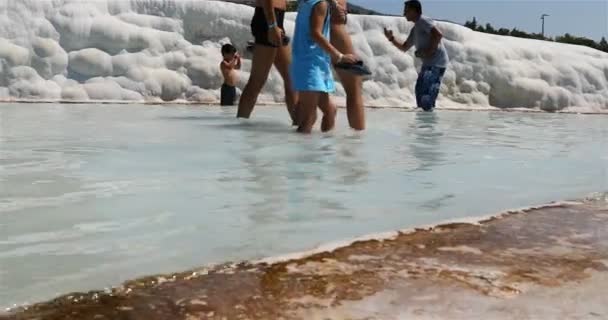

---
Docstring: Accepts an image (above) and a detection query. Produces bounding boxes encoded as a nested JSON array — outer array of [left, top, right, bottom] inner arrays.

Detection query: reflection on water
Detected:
[[334, 134, 370, 185], [238, 131, 373, 226], [241, 129, 288, 224], [409, 112, 444, 172], [0, 104, 606, 308]]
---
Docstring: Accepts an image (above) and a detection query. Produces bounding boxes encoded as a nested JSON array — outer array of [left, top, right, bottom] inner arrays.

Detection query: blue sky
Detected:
[[350, 0, 608, 41]]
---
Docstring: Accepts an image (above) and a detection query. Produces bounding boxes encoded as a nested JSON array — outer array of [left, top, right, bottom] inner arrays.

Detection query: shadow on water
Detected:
[[408, 112, 453, 211], [161, 107, 237, 121], [409, 112, 445, 172], [239, 132, 288, 225], [162, 115, 233, 121], [210, 121, 295, 134], [163, 112, 295, 134], [233, 126, 371, 230], [334, 133, 370, 185]]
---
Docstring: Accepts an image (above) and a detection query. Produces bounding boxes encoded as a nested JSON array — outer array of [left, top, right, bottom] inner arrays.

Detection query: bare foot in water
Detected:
[[319, 93, 337, 132]]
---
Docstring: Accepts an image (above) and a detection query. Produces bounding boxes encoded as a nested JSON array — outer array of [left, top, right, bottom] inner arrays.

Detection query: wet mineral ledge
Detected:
[[4, 199, 608, 320]]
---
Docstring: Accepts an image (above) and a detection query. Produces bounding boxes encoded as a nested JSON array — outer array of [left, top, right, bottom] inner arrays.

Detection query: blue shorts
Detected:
[[415, 66, 446, 111]]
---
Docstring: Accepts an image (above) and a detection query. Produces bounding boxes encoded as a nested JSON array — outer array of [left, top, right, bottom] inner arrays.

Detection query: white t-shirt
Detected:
[[406, 15, 449, 68]]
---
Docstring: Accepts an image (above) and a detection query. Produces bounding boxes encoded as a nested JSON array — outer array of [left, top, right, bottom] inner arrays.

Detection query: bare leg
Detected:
[[336, 69, 365, 130], [273, 44, 298, 124], [331, 22, 366, 130], [296, 91, 320, 134], [318, 93, 337, 132], [237, 45, 277, 118]]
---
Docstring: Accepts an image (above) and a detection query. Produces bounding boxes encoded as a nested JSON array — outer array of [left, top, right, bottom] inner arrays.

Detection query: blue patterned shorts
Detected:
[[415, 66, 446, 111]]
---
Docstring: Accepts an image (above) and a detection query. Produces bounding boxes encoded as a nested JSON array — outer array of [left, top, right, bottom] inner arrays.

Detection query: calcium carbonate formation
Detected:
[[1, 0, 607, 111]]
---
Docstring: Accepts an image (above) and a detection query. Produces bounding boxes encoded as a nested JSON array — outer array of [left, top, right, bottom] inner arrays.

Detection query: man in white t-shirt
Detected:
[[384, 0, 449, 111]]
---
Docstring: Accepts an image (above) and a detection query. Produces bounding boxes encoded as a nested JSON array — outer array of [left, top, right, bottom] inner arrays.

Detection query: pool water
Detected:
[[0, 104, 606, 308]]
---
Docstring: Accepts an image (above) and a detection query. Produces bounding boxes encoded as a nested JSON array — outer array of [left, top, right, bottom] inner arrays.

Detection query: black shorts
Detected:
[[220, 84, 236, 106], [251, 7, 289, 47]]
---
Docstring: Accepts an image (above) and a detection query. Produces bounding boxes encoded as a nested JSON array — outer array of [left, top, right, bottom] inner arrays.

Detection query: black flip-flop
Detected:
[[334, 60, 372, 76]]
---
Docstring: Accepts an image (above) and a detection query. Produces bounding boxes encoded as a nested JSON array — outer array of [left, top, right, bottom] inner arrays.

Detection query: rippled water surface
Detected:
[[1, 104, 606, 308]]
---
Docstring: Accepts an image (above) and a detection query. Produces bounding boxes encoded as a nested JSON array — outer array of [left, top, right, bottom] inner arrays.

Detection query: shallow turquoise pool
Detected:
[[1, 104, 606, 308]]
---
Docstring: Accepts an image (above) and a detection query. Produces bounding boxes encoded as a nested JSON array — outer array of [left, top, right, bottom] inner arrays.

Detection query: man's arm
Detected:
[[395, 32, 414, 52], [221, 57, 240, 70], [235, 55, 242, 70], [384, 28, 414, 52]]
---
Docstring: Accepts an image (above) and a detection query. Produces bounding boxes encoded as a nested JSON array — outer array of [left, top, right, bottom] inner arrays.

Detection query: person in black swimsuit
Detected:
[[237, 0, 297, 123], [251, 7, 290, 47]]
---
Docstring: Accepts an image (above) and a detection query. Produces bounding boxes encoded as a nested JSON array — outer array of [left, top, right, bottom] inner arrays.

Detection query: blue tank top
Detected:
[[290, 0, 335, 92], [292, 0, 331, 61]]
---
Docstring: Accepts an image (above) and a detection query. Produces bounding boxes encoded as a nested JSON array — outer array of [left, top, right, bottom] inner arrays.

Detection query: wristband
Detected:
[[337, 53, 344, 63], [268, 22, 277, 29]]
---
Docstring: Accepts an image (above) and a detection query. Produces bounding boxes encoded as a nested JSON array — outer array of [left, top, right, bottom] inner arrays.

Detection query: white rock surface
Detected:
[[0, 0, 606, 111]]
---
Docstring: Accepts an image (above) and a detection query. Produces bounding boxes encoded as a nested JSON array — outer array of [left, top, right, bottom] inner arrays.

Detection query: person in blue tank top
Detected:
[[290, 0, 357, 134]]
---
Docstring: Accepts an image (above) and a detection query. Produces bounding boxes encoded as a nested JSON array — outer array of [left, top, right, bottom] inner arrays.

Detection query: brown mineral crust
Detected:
[[3, 201, 607, 320]]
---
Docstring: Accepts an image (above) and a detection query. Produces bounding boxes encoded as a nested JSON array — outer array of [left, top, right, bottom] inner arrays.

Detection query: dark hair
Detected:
[[221, 43, 237, 55], [404, 0, 422, 14]]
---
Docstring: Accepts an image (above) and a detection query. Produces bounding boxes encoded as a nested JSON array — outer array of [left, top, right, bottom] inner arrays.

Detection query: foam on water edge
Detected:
[[3, 192, 607, 319], [2, 100, 607, 116], [1, 197, 592, 314], [256, 200, 581, 265]]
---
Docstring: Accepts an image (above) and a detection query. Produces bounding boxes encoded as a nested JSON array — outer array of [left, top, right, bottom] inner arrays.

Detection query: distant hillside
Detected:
[[218, 0, 256, 6], [287, 1, 384, 15], [345, 3, 383, 15], [218, 0, 384, 15]]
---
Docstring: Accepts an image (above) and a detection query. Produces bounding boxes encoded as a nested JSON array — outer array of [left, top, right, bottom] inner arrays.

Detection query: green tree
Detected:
[[556, 33, 598, 49], [556, 33, 573, 42], [530, 33, 546, 40], [466, 17, 478, 30], [485, 23, 496, 34], [461, 18, 603, 52], [599, 37, 608, 52], [510, 28, 526, 38], [497, 28, 510, 36]]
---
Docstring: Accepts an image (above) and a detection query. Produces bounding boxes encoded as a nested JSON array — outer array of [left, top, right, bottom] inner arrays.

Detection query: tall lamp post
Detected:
[[541, 14, 549, 38]]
